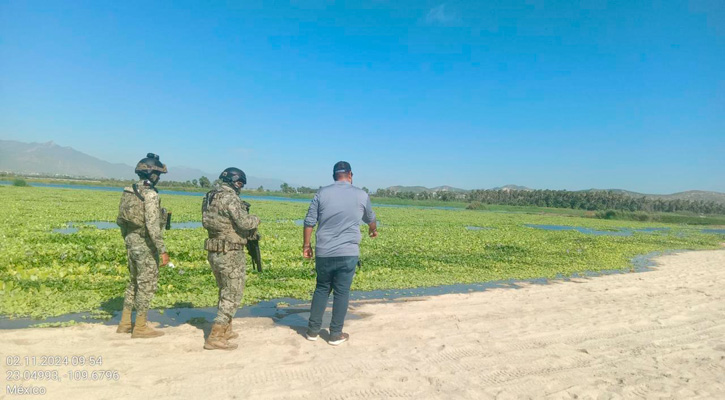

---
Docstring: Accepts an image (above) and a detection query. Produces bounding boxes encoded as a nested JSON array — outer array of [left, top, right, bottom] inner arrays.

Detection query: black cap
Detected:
[[333, 161, 352, 175]]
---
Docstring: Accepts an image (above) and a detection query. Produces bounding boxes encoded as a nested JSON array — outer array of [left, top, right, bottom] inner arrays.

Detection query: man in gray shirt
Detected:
[[303, 161, 377, 345]]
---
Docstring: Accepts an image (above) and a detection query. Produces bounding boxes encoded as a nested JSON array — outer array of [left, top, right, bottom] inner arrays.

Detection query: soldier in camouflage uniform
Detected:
[[115, 153, 170, 339], [202, 167, 260, 350]]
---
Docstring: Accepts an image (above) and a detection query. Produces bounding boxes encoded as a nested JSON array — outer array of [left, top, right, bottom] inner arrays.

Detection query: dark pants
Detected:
[[307, 256, 358, 335]]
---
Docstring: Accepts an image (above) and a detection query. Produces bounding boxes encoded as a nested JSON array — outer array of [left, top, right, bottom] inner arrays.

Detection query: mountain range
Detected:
[[582, 188, 725, 206], [384, 185, 469, 193], [384, 184, 539, 193], [0, 140, 287, 189], [2, 140, 723, 204]]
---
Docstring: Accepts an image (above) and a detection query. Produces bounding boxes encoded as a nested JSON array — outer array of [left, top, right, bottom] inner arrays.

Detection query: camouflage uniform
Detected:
[[117, 180, 168, 313], [202, 183, 260, 324]]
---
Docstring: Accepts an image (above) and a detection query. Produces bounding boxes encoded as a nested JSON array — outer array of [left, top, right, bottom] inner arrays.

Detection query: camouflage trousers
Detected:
[[122, 233, 160, 313], [208, 250, 246, 324]]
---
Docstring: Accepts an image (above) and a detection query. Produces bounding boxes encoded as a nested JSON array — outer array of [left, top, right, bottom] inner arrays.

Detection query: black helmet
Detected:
[[135, 153, 168, 178], [219, 167, 247, 185]]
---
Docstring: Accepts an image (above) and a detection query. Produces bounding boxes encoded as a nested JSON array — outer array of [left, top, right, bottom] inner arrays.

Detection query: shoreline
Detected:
[[1, 248, 723, 399], [0, 248, 685, 329]]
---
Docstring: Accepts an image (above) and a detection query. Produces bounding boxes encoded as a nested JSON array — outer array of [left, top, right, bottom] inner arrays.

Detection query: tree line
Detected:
[[279, 183, 370, 194], [373, 188, 725, 215], [155, 176, 212, 188]]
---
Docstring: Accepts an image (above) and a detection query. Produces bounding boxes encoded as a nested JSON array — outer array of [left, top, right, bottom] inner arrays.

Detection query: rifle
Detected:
[[242, 201, 263, 272], [246, 231, 262, 273]]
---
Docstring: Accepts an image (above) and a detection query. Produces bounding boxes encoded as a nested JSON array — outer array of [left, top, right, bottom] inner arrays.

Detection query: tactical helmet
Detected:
[[135, 153, 168, 178], [219, 167, 247, 185]]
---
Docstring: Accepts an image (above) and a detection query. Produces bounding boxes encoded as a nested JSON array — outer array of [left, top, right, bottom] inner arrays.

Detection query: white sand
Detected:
[[2, 249, 724, 399]]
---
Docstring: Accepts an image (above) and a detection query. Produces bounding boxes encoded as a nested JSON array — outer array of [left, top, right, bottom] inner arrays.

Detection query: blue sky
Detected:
[[1, 0, 723, 193]]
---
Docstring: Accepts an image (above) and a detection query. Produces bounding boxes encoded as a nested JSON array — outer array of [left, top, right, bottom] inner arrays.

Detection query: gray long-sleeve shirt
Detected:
[[304, 181, 376, 257]]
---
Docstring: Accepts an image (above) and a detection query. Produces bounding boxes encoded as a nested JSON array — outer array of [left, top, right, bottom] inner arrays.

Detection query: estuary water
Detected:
[[5, 181, 722, 236], [0, 180, 312, 203], [0, 180, 458, 210], [0, 250, 671, 329], [52, 221, 205, 234], [524, 224, 671, 236]]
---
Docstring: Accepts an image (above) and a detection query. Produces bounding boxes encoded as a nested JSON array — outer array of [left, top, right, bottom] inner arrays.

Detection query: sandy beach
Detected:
[[1, 248, 724, 399]]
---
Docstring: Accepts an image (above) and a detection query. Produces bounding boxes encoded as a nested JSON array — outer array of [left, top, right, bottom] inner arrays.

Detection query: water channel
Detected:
[[524, 224, 672, 236], [0, 181, 459, 210], [0, 250, 675, 329]]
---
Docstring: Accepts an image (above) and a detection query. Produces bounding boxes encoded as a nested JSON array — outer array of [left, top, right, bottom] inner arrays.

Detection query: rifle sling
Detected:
[[207, 190, 219, 206], [132, 183, 145, 201]]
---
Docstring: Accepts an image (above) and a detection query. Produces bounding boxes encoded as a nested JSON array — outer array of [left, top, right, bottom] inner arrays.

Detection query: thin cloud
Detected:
[[425, 3, 459, 25]]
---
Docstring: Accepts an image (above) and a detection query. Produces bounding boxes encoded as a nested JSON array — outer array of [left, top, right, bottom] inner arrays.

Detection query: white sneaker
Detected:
[[328, 332, 349, 346]]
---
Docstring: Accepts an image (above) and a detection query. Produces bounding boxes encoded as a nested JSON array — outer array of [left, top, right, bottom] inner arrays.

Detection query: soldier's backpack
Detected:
[[117, 184, 147, 229]]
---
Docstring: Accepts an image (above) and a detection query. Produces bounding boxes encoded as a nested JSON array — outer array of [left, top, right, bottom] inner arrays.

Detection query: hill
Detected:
[[0, 140, 287, 189], [583, 188, 725, 206], [0, 140, 130, 179], [491, 185, 532, 191], [431, 185, 469, 192], [385, 184, 536, 193], [386, 185, 468, 193], [660, 190, 725, 205]]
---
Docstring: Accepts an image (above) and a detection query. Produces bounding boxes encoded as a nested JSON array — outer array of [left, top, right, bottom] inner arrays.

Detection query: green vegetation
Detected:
[[378, 188, 725, 215], [1, 186, 723, 319], [372, 197, 468, 209], [466, 201, 593, 215], [12, 179, 28, 187]]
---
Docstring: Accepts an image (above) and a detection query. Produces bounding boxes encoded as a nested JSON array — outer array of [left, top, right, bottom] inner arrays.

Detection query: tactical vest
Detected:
[[117, 183, 167, 231], [202, 185, 249, 250]]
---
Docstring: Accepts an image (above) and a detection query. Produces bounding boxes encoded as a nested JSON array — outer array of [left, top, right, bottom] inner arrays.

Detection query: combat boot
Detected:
[[116, 309, 133, 334], [204, 323, 238, 350], [131, 312, 165, 339], [225, 322, 239, 340]]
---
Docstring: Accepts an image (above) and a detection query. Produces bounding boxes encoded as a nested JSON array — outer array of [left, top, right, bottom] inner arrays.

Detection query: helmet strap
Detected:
[[146, 173, 159, 187], [228, 181, 242, 194]]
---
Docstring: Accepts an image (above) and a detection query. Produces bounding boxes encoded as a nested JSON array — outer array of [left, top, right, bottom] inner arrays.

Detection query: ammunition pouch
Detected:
[[204, 238, 244, 253]]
